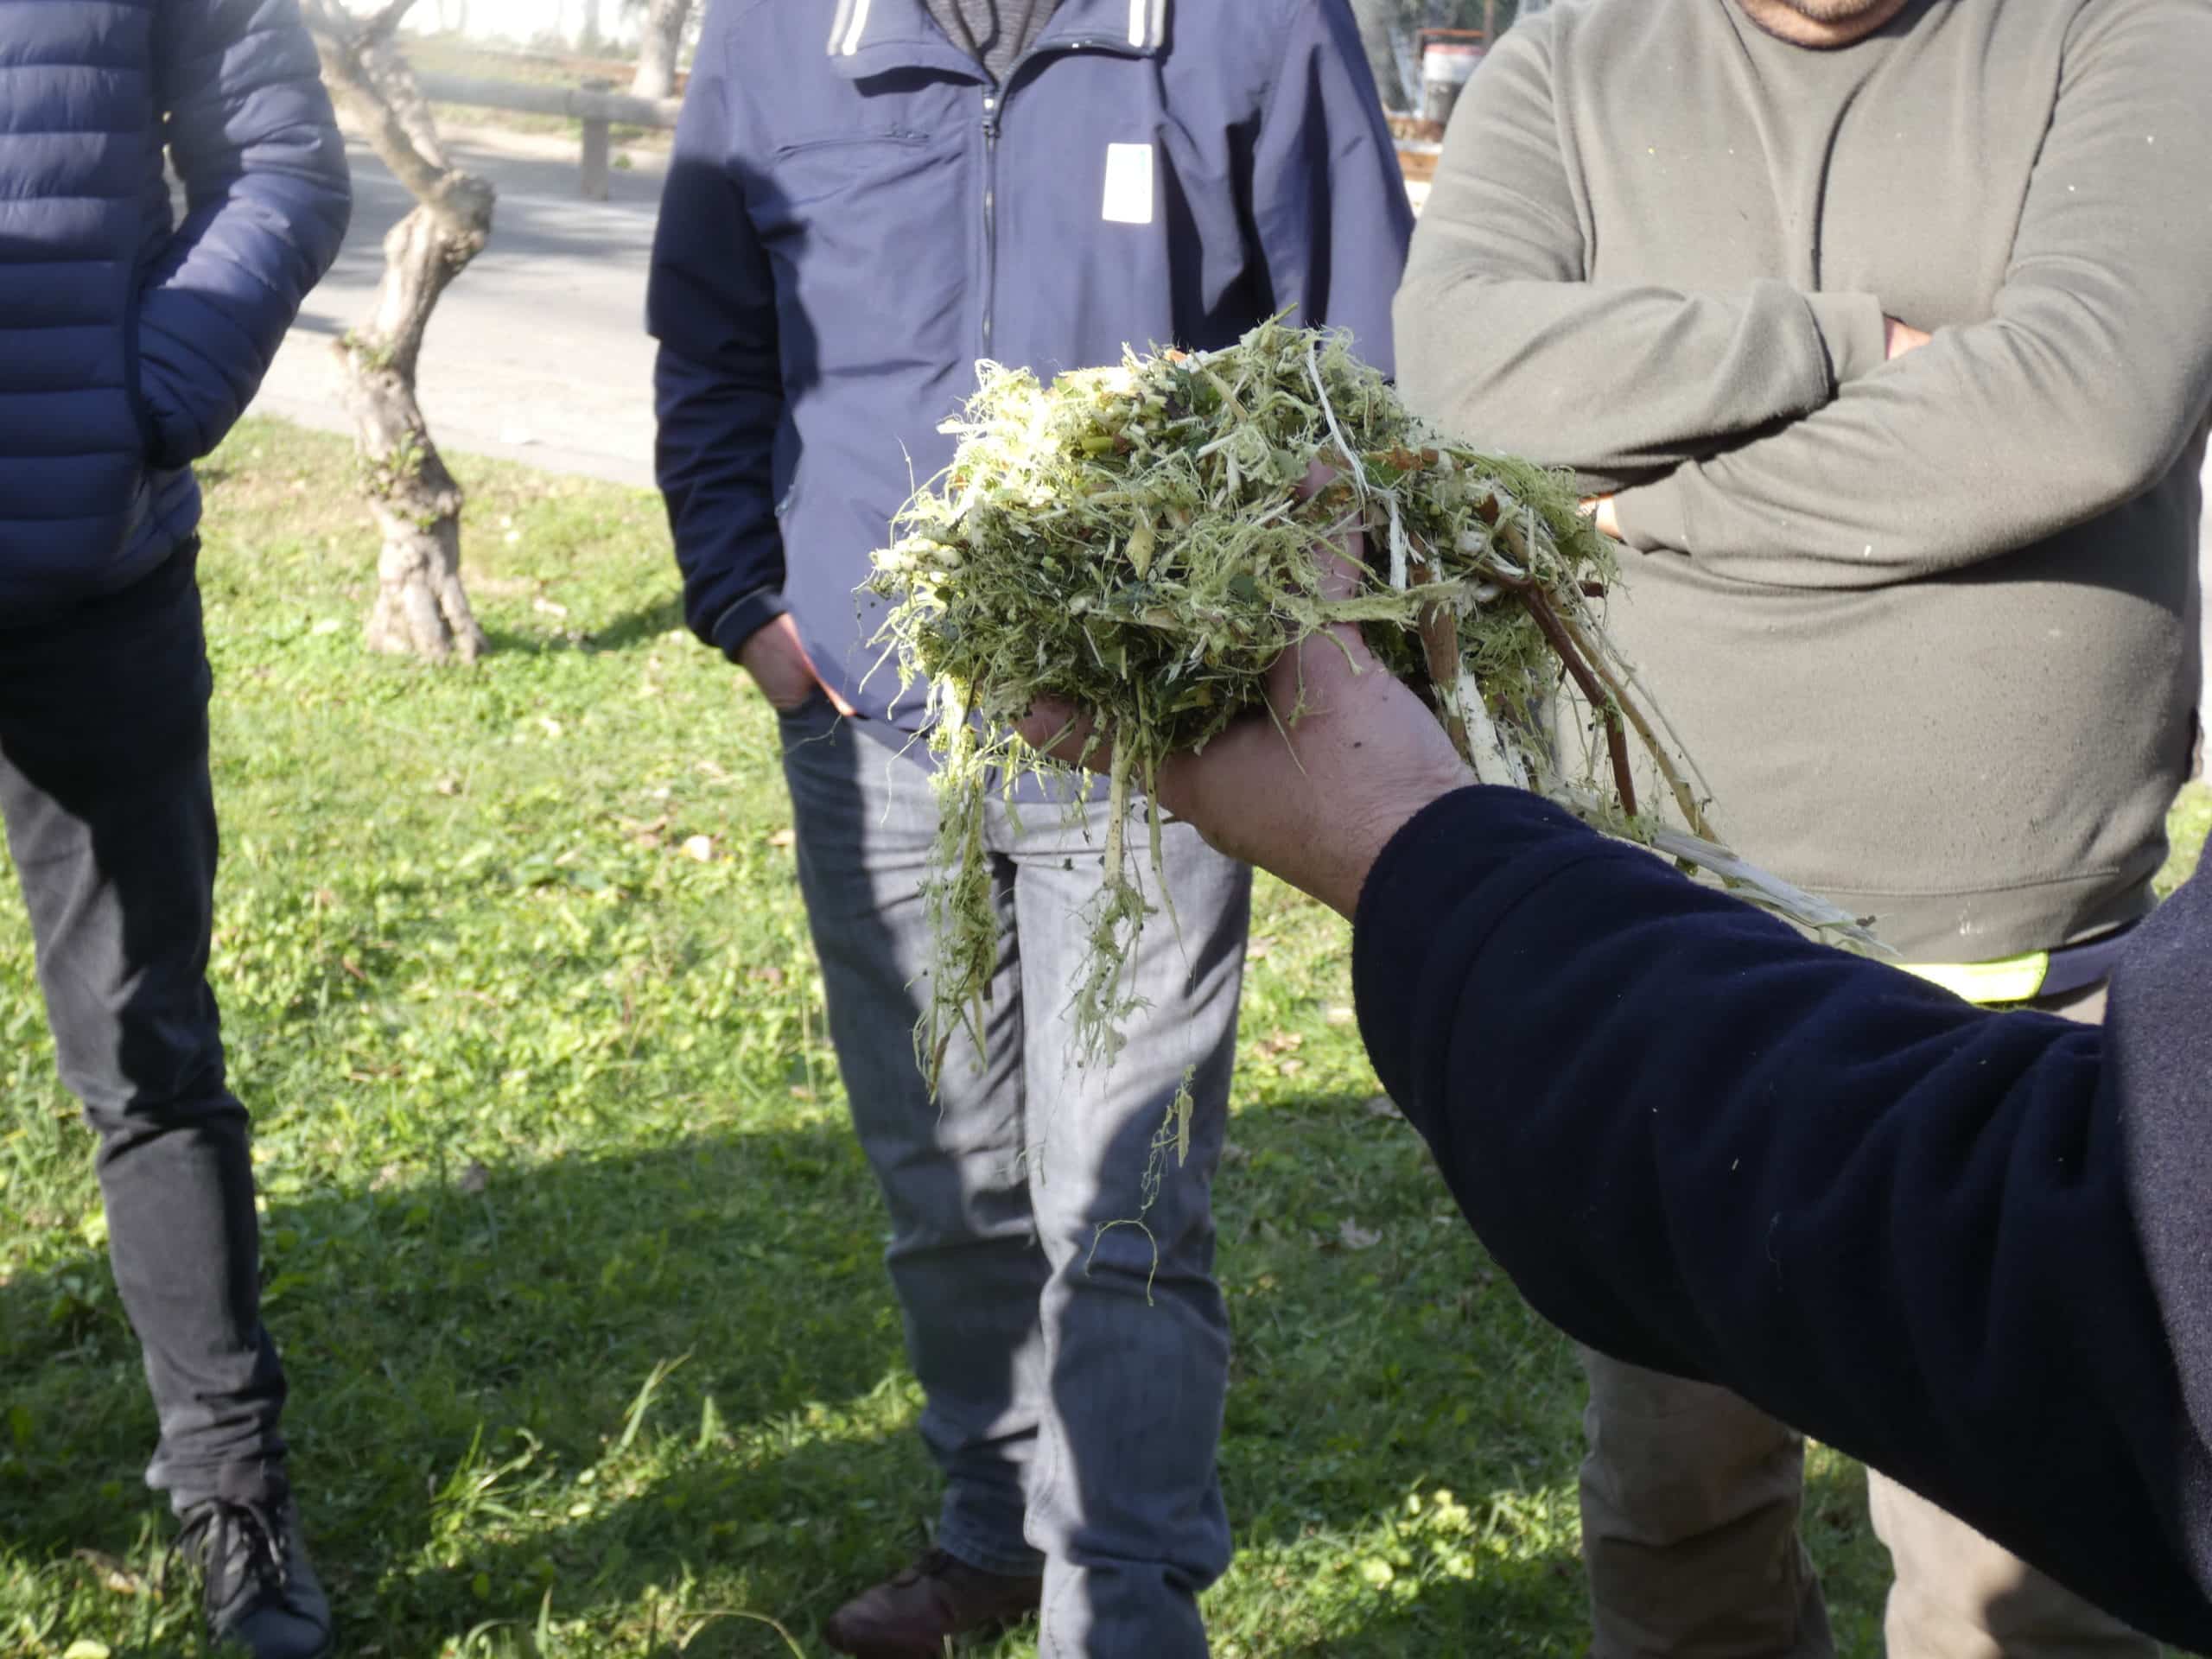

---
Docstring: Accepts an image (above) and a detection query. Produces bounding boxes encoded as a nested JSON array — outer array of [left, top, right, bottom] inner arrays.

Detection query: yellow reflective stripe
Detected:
[[1900, 951, 2051, 1006]]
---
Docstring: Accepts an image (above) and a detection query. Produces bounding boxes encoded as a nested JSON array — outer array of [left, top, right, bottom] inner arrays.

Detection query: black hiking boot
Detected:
[[174, 1495, 333, 1659]]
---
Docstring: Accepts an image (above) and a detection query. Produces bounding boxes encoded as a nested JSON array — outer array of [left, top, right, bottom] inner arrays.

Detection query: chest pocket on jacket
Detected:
[[753, 128, 962, 379], [766, 129, 931, 208]]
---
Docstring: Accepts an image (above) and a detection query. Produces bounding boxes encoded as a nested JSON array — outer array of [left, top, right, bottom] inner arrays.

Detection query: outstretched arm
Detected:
[[1027, 599, 2212, 1650]]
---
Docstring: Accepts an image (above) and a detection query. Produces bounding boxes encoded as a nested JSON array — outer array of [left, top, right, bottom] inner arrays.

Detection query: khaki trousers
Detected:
[[1578, 984, 2155, 1659]]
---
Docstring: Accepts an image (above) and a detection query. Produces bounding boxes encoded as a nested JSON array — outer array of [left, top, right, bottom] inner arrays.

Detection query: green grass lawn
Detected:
[[3, 419, 2205, 1656]]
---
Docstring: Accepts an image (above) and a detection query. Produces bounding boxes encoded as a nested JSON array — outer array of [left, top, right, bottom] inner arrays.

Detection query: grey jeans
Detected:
[[2, 545, 285, 1513], [778, 696, 1251, 1657]]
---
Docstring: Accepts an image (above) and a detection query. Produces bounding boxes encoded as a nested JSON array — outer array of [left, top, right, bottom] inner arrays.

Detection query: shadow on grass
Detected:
[[472, 595, 688, 664], [0, 1090, 1711, 1654], [0, 1119, 908, 1651], [586, 595, 689, 654]]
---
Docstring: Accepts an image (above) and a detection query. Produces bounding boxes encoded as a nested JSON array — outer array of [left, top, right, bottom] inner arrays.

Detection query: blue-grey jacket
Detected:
[[649, 0, 1413, 729], [0, 0, 351, 614]]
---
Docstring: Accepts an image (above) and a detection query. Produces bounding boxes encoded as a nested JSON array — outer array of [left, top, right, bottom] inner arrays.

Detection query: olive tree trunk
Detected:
[[631, 0, 692, 100], [307, 0, 493, 663]]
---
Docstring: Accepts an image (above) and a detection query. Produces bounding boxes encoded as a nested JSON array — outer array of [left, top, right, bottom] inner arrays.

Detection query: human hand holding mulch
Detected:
[[864, 320, 1884, 1089]]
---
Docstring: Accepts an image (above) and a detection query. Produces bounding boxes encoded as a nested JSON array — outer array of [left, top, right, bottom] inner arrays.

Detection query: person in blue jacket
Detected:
[[1021, 592, 2212, 1656], [647, 3, 1410, 1653], [0, 2, 350, 1654]]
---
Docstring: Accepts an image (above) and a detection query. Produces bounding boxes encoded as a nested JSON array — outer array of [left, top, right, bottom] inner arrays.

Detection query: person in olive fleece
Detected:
[[1020, 613, 2212, 1657], [1392, 0, 2212, 1650]]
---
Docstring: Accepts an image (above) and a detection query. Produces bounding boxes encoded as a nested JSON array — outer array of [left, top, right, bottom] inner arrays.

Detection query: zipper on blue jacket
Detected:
[[981, 90, 999, 356], [975, 38, 1135, 360]]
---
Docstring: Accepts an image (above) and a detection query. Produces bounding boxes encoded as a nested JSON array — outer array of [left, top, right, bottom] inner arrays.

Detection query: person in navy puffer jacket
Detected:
[[0, 3, 348, 1654], [650, 3, 1409, 1655]]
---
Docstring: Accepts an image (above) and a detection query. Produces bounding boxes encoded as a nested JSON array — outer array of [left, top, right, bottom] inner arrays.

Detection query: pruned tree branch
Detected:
[[307, 7, 450, 207], [352, 0, 420, 43]]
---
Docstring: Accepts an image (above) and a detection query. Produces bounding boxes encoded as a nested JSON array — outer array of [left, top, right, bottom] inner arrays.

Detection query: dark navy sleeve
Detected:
[[1246, 0, 1414, 375], [143, 0, 351, 467], [646, 17, 789, 661], [1351, 785, 2212, 1650]]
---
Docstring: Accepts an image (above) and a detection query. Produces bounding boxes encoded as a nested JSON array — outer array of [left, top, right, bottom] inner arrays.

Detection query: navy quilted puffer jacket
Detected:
[[0, 0, 350, 614]]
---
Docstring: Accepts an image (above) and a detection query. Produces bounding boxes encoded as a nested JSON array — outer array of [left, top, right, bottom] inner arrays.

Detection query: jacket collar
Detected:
[[826, 0, 1167, 78]]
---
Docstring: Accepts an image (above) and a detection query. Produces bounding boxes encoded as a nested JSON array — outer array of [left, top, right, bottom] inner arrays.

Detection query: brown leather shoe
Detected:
[[823, 1548, 1043, 1658]]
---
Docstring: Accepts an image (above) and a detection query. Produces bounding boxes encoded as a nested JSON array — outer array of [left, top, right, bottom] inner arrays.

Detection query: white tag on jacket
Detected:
[[1102, 143, 1155, 226]]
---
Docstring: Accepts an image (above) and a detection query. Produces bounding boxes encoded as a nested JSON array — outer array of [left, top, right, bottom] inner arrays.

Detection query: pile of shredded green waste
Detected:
[[867, 319, 1879, 1092]]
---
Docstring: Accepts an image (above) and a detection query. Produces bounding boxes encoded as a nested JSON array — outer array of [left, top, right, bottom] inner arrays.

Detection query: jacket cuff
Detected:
[[709, 588, 788, 661], [1801, 291, 1889, 391], [1611, 473, 1691, 556]]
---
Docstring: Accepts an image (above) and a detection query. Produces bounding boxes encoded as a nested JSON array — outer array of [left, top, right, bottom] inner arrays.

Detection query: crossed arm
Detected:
[[1394, 0, 2212, 586]]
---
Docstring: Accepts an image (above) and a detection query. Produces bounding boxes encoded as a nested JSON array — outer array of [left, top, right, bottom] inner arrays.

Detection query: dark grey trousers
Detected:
[[778, 696, 1250, 1657], [2, 545, 285, 1512]]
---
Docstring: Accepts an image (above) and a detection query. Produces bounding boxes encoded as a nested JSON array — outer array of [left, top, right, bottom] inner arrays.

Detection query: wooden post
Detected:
[[579, 75, 612, 200]]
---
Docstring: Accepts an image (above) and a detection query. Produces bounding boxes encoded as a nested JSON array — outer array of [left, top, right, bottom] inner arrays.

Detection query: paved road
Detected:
[[257, 124, 669, 488], [262, 126, 1441, 492]]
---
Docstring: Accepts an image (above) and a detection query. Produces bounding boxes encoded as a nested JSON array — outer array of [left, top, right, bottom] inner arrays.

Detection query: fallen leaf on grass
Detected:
[[766, 827, 797, 849], [683, 835, 716, 862], [1363, 1096, 1402, 1120], [73, 1548, 145, 1596], [1338, 1219, 1382, 1251]]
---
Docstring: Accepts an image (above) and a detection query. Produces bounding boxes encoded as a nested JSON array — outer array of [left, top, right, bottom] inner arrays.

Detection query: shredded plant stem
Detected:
[[867, 321, 1883, 1090]]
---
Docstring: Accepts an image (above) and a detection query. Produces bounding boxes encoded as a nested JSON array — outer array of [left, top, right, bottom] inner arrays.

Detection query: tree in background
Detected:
[[306, 0, 494, 662], [629, 0, 693, 98]]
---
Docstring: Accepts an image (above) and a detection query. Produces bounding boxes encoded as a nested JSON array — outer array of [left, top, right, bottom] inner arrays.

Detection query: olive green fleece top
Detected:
[[1395, 0, 2212, 961]]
